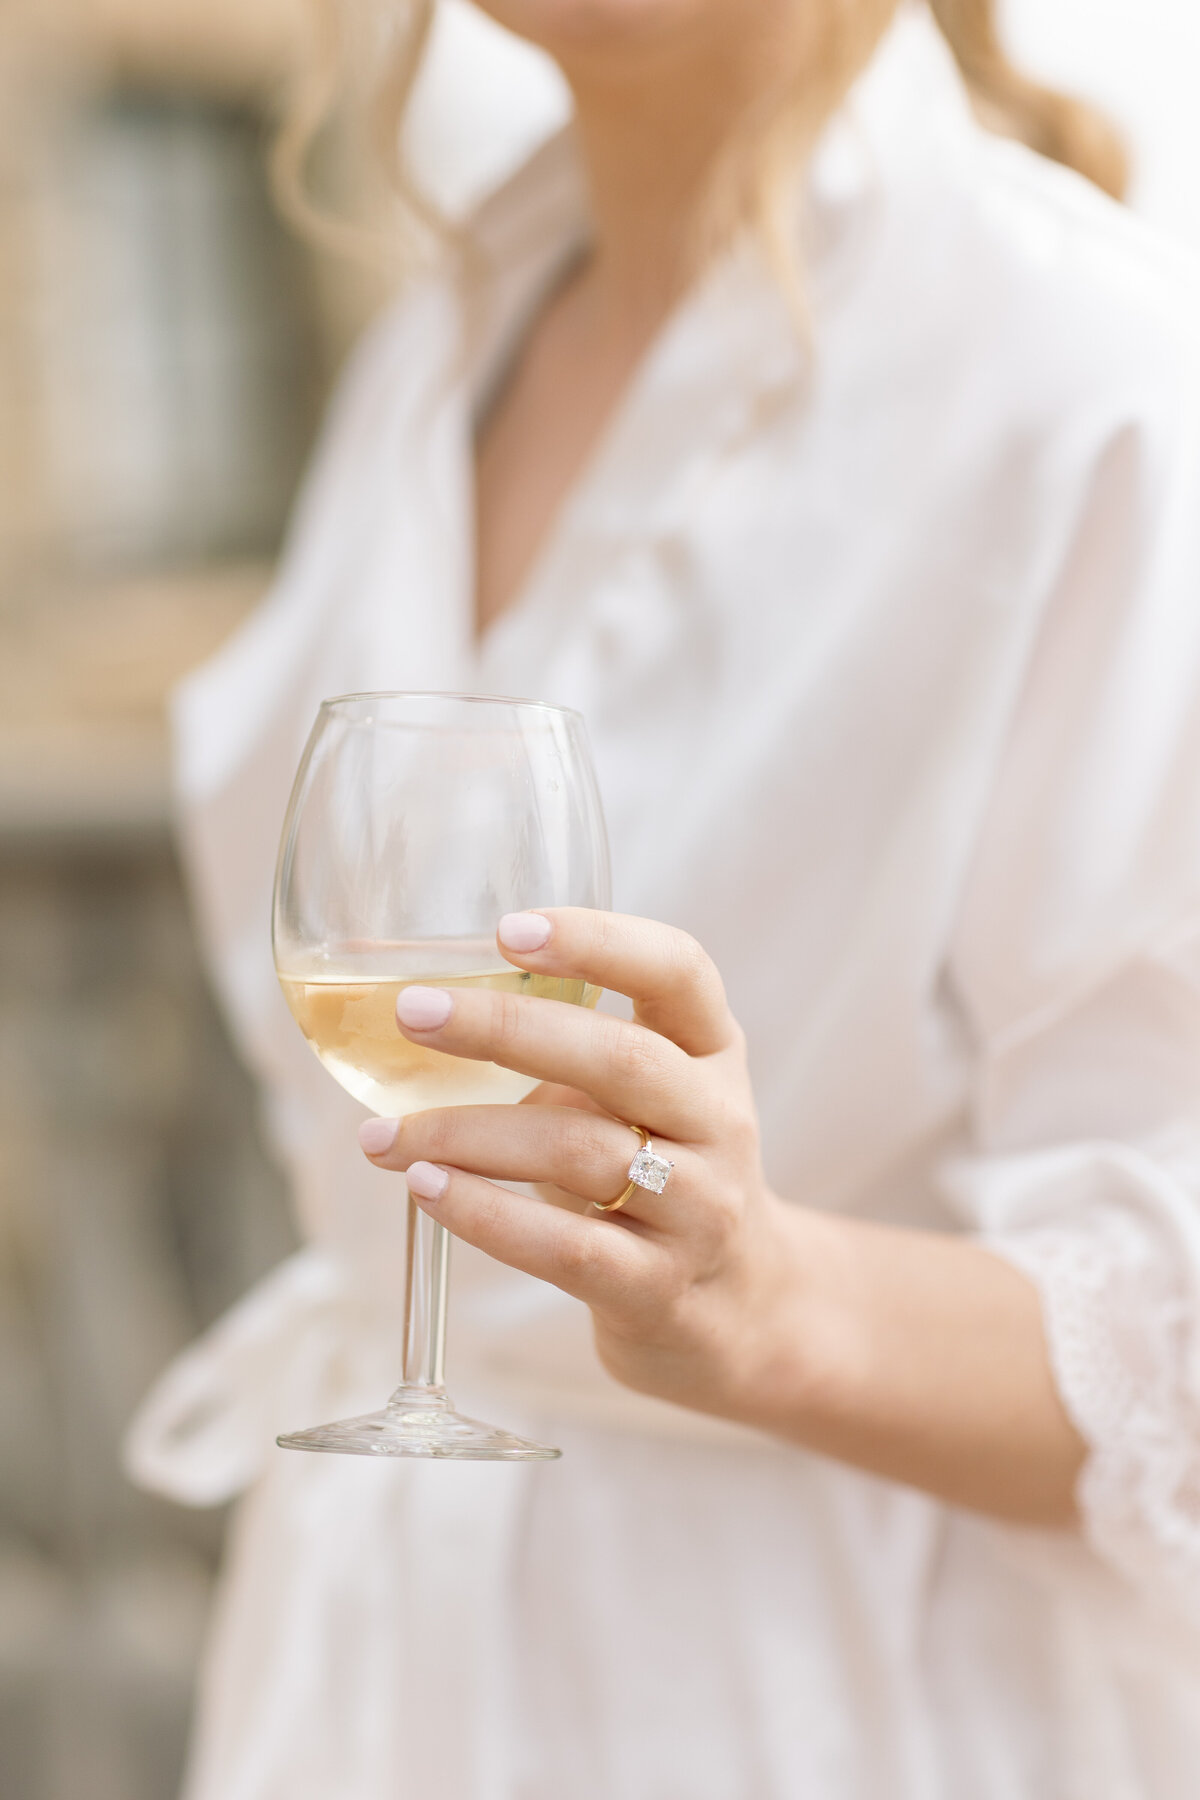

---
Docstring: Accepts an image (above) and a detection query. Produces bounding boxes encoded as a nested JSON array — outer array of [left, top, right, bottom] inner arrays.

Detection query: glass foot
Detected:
[[276, 1384, 561, 1461]]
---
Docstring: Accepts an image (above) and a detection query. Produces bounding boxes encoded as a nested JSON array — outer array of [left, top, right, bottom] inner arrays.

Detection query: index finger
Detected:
[[496, 909, 735, 1057], [396, 981, 702, 1141]]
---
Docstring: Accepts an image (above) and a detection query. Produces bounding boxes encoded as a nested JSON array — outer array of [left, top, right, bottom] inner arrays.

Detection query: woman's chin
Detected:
[[472, 0, 716, 59]]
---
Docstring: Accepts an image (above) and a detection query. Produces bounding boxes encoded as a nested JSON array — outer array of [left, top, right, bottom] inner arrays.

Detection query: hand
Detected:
[[357, 907, 1087, 1523], [358, 907, 796, 1423]]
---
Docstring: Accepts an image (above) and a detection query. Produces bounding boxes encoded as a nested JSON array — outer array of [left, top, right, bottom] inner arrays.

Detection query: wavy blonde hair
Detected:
[[271, 0, 1126, 277]]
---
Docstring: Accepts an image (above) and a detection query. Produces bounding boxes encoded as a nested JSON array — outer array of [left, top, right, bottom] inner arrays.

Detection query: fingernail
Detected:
[[358, 1117, 399, 1156], [396, 986, 453, 1030], [498, 911, 552, 952], [407, 1161, 448, 1201]]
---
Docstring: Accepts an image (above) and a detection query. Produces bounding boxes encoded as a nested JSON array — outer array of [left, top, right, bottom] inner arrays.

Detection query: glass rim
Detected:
[[318, 689, 584, 724]]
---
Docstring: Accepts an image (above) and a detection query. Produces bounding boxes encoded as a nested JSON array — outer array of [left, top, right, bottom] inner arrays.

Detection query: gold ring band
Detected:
[[592, 1125, 650, 1213]]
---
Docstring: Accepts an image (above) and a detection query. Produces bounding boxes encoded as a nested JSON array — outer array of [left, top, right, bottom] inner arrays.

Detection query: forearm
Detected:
[[740, 1201, 1086, 1526]]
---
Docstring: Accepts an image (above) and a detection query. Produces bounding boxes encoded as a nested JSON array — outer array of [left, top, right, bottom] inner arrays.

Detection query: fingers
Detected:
[[519, 1082, 608, 1116], [365, 1103, 687, 1221], [497, 909, 735, 1057], [395, 980, 705, 1141], [400, 1161, 656, 1309]]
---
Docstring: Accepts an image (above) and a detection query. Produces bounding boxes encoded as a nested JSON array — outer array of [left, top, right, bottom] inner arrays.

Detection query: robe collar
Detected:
[[171, 3, 980, 1060], [451, 2, 979, 664]]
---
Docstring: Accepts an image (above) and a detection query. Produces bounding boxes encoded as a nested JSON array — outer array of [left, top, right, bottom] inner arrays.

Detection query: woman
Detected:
[[128, 1, 1200, 1795]]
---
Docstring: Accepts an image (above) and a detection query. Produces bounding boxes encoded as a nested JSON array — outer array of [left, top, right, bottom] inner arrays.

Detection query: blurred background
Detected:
[[0, 3, 1198, 1797]]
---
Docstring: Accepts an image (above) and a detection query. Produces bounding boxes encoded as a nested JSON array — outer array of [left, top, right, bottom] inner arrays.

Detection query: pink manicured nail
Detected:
[[396, 986, 453, 1030], [358, 1117, 399, 1156], [407, 1161, 448, 1201], [498, 911, 552, 952]]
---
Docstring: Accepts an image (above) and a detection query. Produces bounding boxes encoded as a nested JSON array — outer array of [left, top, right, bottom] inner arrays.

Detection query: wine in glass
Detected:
[[272, 692, 611, 1459]]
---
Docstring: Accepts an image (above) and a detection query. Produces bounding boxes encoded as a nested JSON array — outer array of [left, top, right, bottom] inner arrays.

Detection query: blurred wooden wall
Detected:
[[0, 3, 368, 1795]]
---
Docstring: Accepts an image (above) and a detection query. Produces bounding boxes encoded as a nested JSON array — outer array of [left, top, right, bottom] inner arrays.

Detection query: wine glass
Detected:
[[272, 692, 611, 1459]]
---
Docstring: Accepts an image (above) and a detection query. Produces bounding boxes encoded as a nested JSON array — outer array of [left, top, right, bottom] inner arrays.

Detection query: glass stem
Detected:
[[400, 1193, 450, 1393]]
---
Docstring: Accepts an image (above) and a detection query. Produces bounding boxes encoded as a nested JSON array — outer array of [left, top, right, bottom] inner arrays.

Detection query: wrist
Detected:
[[720, 1195, 859, 1442]]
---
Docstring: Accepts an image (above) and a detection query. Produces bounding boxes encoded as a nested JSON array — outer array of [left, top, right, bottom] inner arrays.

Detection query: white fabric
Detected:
[[126, 7, 1200, 1795]]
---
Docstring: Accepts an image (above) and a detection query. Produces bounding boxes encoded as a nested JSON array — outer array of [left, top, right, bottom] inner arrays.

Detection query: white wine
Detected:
[[278, 941, 600, 1117]]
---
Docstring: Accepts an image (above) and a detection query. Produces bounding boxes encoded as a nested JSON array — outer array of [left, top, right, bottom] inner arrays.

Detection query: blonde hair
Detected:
[[270, 0, 440, 268], [272, 0, 1126, 276], [932, 0, 1127, 198]]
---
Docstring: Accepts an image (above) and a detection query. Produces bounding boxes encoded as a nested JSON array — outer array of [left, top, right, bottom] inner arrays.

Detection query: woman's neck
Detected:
[[562, 8, 799, 331]]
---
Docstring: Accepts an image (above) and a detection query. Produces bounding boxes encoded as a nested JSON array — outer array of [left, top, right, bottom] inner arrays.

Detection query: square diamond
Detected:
[[628, 1144, 673, 1194]]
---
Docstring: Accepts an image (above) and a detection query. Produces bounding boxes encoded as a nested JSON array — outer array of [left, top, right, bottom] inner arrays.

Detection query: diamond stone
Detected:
[[628, 1143, 674, 1194]]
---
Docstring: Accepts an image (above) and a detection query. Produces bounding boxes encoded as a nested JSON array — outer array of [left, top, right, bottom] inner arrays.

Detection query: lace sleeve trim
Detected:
[[989, 1217, 1200, 1603]]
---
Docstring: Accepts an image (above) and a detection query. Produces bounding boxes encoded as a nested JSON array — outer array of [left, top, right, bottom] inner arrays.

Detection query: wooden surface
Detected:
[[0, 564, 270, 842], [23, 0, 309, 91]]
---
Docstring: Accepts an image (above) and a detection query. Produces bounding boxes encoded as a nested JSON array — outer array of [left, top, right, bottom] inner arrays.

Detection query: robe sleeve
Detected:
[[943, 370, 1200, 1607]]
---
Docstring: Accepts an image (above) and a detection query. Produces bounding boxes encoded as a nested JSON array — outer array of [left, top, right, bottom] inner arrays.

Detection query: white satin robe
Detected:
[[127, 11, 1200, 1797]]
